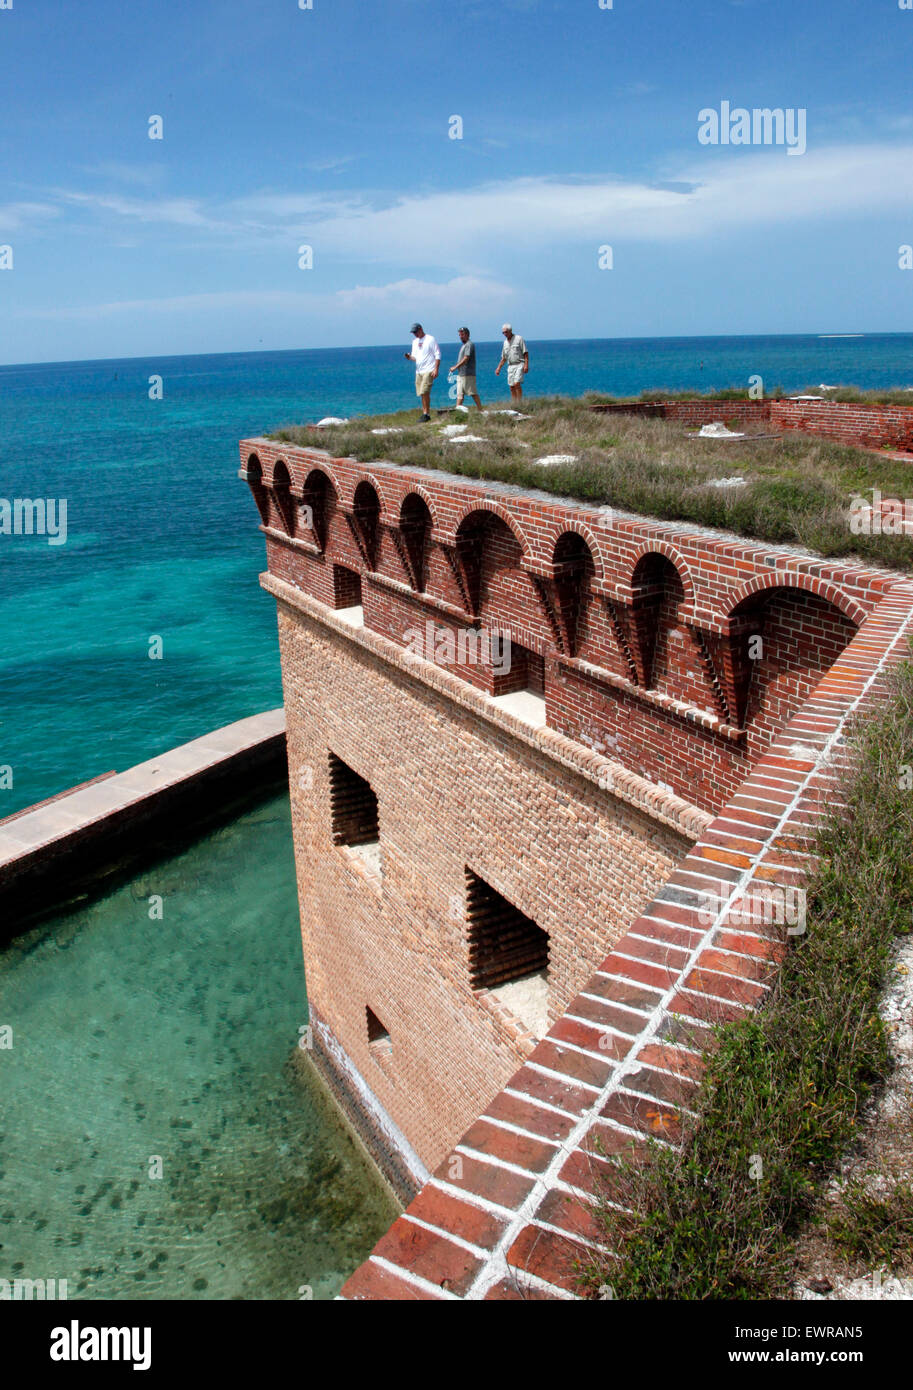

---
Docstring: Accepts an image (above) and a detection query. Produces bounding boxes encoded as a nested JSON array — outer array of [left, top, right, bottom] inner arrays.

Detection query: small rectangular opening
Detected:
[[333, 564, 363, 610], [489, 641, 547, 726], [493, 641, 545, 695], [366, 1005, 392, 1055], [464, 869, 549, 1037], [329, 754, 380, 873]]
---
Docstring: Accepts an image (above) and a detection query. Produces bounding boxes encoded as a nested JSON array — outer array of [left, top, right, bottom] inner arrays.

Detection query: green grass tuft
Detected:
[[825, 1181, 913, 1266]]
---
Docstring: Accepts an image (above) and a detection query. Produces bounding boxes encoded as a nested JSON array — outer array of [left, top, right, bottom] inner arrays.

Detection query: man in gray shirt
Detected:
[[495, 323, 529, 403], [448, 327, 482, 410]]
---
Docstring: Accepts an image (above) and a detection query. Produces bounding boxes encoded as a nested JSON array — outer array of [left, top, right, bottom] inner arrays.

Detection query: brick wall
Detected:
[[592, 397, 913, 452], [593, 400, 772, 428], [338, 583, 913, 1300], [771, 399, 913, 452], [242, 440, 888, 816], [277, 592, 691, 1171]]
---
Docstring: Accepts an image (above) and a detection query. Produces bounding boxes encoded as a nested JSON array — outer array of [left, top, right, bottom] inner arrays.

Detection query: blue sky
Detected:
[[1, 0, 912, 364]]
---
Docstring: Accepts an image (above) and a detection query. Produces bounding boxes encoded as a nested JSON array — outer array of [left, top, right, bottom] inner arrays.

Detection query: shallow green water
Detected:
[[0, 792, 398, 1300]]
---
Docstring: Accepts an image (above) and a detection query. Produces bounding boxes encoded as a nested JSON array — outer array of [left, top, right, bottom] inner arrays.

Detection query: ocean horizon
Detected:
[[2, 331, 912, 817]]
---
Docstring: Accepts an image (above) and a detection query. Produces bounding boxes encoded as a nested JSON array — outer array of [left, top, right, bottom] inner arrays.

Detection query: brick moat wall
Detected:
[[279, 602, 691, 1170]]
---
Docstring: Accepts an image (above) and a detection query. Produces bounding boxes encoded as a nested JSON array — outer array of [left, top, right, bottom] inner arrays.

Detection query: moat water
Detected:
[[0, 791, 399, 1300]]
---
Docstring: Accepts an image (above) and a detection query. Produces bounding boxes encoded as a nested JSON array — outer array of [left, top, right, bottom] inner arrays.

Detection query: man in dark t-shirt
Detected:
[[448, 327, 483, 409]]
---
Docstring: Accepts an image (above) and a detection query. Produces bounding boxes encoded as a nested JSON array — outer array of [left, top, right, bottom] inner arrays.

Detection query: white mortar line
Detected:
[[427, 1177, 524, 1222], [522, 1060, 601, 1094], [401, 1213, 490, 1260], [502, 1086, 587, 1120], [629, 926, 775, 969], [453, 1143, 553, 1180], [368, 1255, 461, 1300], [475, 1114, 564, 1145], [561, 1014, 635, 1041]]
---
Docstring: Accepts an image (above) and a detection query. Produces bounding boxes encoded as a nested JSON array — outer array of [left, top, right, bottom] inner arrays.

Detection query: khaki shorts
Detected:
[[415, 371, 435, 396], [507, 363, 525, 387], [456, 375, 477, 397]]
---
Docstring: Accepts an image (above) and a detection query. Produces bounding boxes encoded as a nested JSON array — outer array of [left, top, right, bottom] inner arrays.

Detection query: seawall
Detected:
[[0, 710, 287, 939]]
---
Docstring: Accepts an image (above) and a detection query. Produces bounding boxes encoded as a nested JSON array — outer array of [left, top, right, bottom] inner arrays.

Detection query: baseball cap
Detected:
[[459, 326, 470, 334], [410, 322, 422, 333]]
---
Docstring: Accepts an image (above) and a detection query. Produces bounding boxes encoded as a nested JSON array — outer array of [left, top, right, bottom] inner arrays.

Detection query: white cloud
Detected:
[[335, 274, 512, 309], [55, 190, 216, 228], [20, 141, 913, 263], [241, 144, 913, 253], [0, 201, 60, 231]]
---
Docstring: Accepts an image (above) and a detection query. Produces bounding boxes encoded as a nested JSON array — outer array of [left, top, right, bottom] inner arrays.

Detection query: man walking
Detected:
[[494, 323, 529, 403], [404, 322, 440, 421], [448, 327, 482, 410]]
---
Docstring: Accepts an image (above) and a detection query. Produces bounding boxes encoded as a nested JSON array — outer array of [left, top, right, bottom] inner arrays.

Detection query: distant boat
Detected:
[[818, 334, 864, 339]]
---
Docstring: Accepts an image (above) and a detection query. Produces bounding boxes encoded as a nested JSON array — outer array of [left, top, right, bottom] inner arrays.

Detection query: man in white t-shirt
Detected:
[[403, 322, 441, 421]]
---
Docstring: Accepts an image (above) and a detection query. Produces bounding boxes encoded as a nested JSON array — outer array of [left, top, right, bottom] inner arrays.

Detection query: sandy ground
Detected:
[[489, 969, 550, 1039]]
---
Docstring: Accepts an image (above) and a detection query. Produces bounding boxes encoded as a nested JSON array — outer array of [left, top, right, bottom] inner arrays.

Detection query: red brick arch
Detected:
[[301, 463, 340, 502], [453, 500, 532, 559], [338, 470, 390, 520], [549, 522, 605, 579], [244, 453, 270, 526], [399, 485, 441, 532], [628, 542, 696, 605], [265, 455, 291, 488], [726, 574, 867, 629]]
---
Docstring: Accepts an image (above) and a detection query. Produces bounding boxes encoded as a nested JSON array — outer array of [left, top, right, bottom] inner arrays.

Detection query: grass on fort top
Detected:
[[271, 392, 913, 571]]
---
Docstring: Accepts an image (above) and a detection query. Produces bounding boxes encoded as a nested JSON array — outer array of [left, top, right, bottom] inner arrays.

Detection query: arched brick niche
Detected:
[[400, 493, 433, 592], [629, 551, 687, 689], [300, 468, 336, 551], [351, 480, 381, 571], [245, 453, 270, 527], [726, 585, 860, 753], [552, 532, 596, 659], [455, 509, 528, 621], [270, 459, 296, 537]]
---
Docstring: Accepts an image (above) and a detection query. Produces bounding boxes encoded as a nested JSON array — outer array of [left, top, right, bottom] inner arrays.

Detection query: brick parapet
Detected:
[[591, 396, 913, 453], [244, 438, 905, 814], [241, 436, 897, 621]]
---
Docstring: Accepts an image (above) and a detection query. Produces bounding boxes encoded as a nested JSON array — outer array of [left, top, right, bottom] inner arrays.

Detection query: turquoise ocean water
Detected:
[[0, 792, 399, 1300], [2, 332, 912, 817]]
